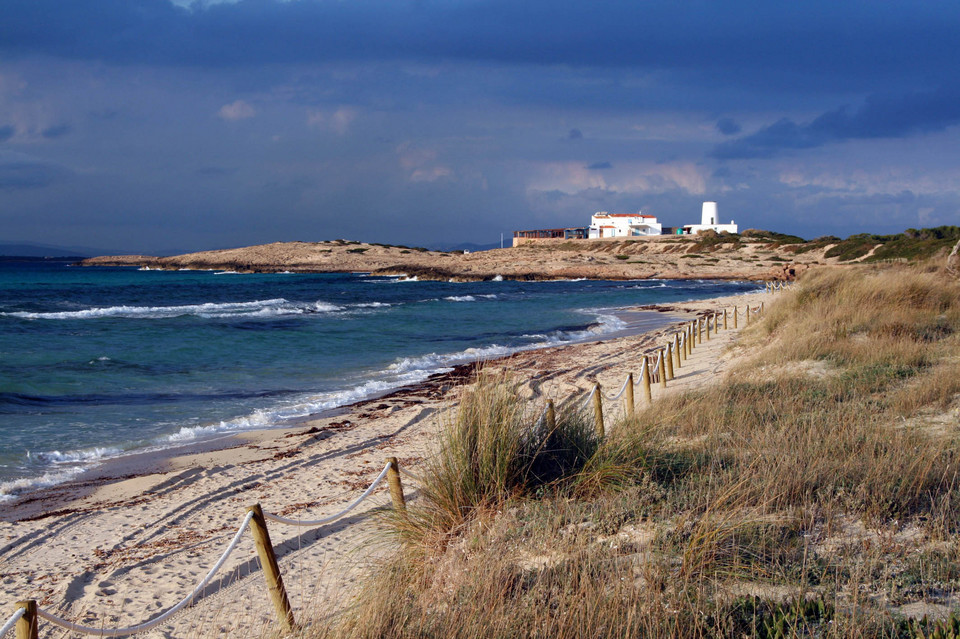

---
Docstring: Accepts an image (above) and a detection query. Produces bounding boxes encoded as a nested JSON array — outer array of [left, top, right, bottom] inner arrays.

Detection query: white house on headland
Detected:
[[588, 212, 662, 238], [680, 202, 737, 235]]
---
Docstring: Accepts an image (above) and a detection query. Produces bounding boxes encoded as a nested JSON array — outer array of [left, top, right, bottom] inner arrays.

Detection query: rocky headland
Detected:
[[81, 232, 839, 281]]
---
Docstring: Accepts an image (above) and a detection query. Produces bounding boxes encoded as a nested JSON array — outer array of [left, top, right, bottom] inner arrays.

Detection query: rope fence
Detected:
[[4, 460, 407, 638], [4, 288, 782, 638], [563, 295, 772, 438]]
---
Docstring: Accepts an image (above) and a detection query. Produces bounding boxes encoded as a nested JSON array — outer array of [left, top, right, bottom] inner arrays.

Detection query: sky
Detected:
[[1, 0, 959, 253]]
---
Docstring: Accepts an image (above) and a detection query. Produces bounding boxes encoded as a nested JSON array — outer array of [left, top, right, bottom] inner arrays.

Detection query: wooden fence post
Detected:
[[247, 505, 295, 633], [387, 457, 406, 511], [734, 306, 738, 329], [760, 301, 765, 316], [723, 309, 728, 330], [592, 383, 604, 438], [714, 312, 719, 333], [706, 316, 711, 340], [674, 334, 682, 368], [641, 356, 652, 404], [15, 601, 37, 639], [546, 399, 556, 430], [664, 344, 674, 380], [699, 318, 704, 343], [747, 306, 751, 325], [625, 374, 635, 418]]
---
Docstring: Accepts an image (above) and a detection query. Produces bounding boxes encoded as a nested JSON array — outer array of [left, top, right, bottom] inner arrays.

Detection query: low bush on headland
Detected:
[[308, 262, 960, 639]]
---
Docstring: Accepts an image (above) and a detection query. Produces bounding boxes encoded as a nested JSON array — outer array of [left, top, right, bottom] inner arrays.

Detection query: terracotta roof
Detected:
[[594, 213, 657, 219]]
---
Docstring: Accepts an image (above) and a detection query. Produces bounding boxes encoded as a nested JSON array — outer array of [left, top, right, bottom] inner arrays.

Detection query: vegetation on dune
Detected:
[[821, 226, 960, 263], [296, 262, 960, 638]]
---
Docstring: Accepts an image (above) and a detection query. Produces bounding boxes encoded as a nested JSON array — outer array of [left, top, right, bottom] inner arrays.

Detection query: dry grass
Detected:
[[302, 262, 960, 639]]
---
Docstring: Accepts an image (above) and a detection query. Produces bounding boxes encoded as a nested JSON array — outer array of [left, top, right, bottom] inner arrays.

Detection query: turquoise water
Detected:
[[0, 262, 759, 500]]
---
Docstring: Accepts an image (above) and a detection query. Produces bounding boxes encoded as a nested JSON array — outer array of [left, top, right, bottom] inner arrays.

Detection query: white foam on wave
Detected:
[[0, 445, 125, 503], [0, 466, 88, 503], [444, 295, 476, 302], [3, 298, 346, 320], [214, 270, 240, 275], [492, 275, 504, 281], [31, 446, 124, 464]]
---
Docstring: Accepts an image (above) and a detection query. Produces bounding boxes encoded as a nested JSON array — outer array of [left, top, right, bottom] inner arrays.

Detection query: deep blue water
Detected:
[[0, 262, 759, 500]]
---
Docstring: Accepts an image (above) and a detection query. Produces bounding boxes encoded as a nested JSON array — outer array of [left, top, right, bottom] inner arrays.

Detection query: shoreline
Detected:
[[0, 305, 691, 521], [0, 288, 770, 637]]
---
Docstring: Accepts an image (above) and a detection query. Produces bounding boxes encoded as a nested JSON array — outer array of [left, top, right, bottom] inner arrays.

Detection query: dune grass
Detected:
[[303, 262, 960, 638]]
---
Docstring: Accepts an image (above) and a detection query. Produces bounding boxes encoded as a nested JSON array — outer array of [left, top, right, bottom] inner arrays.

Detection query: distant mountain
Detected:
[[0, 242, 105, 258]]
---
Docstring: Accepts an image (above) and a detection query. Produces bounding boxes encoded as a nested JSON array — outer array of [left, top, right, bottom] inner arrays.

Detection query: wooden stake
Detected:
[[674, 334, 682, 368], [546, 399, 556, 430], [15, 601, 37, 639], [665, 343, 674, 380], [706, 316, 711, 340], [247, 505, 295, 633], [625, 374, 635, 418], [723, 309, 728, 330], [714, 312, 719, 332], [641, 356, 652, 404], [387, 457, 406, 511], [592, 383, 604, 438], [734, 306, 738, 329]]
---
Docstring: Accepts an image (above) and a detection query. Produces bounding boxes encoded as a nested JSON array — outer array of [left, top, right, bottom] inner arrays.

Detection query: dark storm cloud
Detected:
[[587, 161, 612, 170], [713, 86, 960, 159], [1, 0, 957, 89], [715, 118, 741, 136]]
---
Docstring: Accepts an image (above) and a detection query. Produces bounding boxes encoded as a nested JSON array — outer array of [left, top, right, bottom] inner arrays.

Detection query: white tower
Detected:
[[701, 201, 718, 226]]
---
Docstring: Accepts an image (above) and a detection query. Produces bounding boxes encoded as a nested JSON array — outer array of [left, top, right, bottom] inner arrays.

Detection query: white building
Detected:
[[588, 212, 662, 238], [681, 202, 738, 235]]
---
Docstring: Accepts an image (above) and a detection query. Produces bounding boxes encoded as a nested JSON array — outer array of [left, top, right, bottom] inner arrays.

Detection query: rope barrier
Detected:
[[263, 463, 391, 527], [633, 357, 647, 386], [399, 466, 424, 485], [579, 384, 598, 411], [37, 509, 256, 637], [532, 402, 550, 428], [0, 607, 25, 637], [602, 374, 630, 401]]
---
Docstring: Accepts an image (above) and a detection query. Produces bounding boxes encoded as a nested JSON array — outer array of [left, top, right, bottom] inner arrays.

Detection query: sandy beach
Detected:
[[0, 288, 772, 638]]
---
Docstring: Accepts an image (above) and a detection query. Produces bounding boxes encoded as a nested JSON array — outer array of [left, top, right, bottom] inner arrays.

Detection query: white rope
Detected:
[[263, 462, 391, 527], [0, 607, 25, 637], [633, 357, 647, 386], [38, 510, 256, 636], [533, 402, 550, 427], [652, 350, 662, 376], [399, 467, 424, 484], [579, 384, 598, 411], [603, 374, 630, 401]]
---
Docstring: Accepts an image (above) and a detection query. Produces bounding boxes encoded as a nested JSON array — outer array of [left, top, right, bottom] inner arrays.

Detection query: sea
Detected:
[[0, 261, 760, 502]]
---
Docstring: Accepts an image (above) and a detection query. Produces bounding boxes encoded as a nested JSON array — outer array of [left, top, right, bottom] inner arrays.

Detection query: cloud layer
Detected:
[[0, 0, 958, 252]]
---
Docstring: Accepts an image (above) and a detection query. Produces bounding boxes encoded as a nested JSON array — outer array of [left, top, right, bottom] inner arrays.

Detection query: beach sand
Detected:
[[0, 289, 772, 638]]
